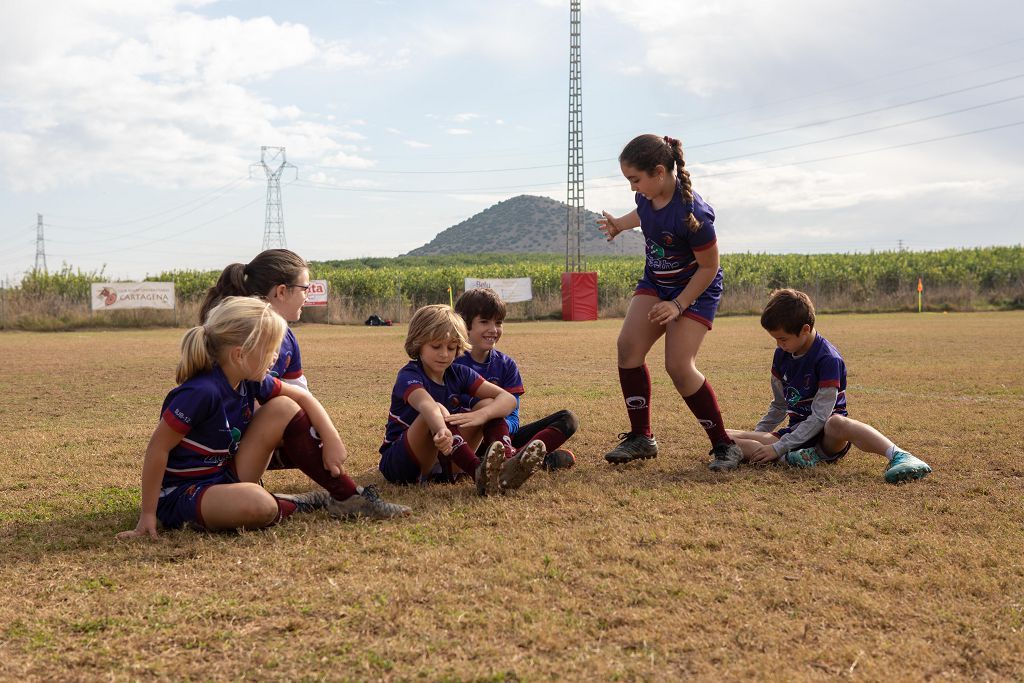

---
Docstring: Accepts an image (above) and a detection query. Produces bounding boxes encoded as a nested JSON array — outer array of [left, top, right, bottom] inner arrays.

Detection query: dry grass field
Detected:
[[2, 311, 1022, 681]]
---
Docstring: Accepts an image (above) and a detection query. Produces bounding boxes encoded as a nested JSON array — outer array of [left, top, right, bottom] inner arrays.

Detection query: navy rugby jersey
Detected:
[[270, 327, 306, 389], [454, 348, 525, 432], [160, 366, 281, 489], [380, 361, 484, 453], [771, 333, 848, 427], [636, 184, 718, 290]]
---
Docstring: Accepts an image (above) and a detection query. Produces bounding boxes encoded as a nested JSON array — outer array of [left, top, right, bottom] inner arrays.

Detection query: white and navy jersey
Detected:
[[379, 360, 484, 453], [636, 184, 718, 291], [453, 349, 525, 431], [160, 366, 281, 489], [271, 327, 307, 390], [771, 333, 848, 428]]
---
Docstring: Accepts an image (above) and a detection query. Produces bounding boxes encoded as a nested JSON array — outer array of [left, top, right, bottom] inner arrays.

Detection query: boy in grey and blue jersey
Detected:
[[727, 289, 932, 483]]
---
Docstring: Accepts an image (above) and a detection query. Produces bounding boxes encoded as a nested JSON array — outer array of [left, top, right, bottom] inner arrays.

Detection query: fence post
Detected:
[[1, 276, 6, 330]]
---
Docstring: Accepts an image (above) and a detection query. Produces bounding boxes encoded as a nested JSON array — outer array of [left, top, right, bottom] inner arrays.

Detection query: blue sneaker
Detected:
[[884, 450, 932, 484], [784, 447, 821, 468]]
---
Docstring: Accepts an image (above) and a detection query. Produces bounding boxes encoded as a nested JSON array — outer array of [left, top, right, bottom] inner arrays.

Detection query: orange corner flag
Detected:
[[917, 278, 923, 293]]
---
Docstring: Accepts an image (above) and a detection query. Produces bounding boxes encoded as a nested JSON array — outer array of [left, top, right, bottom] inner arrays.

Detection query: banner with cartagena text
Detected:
[[302, 280, 328, 307], [91, 282, 175, 311], [463, 277, 533, 303]]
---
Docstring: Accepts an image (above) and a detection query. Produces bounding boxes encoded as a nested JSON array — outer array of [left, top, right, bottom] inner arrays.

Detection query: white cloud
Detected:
[[0, 2, 379, 192], [446, 128, 472, 136], [318, 40, 371, 69], [403, 140, 431, 149], [452, 112, 479, 123]]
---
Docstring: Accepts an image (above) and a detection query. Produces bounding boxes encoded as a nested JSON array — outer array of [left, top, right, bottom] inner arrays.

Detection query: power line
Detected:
[[42, 176, 249, 228], [46, 194, 267, 260], [313, 73, 1024, 176], [699, 119, 1024, 179], [45, 180, 256, 245], [292, 116, 1024, 195], [698, 93, 1024, 165], [363, 35, 1024, 162]]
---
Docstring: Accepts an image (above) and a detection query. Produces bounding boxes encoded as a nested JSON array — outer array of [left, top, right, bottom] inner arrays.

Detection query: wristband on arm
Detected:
[[672, 298, 686, 316]]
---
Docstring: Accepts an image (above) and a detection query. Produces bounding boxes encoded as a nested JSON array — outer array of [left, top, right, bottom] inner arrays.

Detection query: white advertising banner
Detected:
[[463, 277, 533, 303], [91, 282, 175, 311], [303, 279, 328, 307]]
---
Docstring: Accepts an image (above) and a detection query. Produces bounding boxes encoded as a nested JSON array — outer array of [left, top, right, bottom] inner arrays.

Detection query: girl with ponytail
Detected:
[[118, 297, 408, 539], [200, 249, 312, 390], [597, 134, 743, 472]]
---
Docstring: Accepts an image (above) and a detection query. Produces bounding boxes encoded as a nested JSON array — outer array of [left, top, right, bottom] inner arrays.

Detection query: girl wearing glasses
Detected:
[[196, 251, 403, 518], [200, 248, 312, 390]]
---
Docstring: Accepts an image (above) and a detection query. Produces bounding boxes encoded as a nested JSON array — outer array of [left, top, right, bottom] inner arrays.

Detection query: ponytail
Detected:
[[198, 249, 308, 322], [198, 263, 249, 323], [620, 133, 702, 232], [176, 296, 287, 385], [177, 325, 214, 384]]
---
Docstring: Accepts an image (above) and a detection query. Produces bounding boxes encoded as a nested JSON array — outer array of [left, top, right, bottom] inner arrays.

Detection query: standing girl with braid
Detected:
[[598, 134, 743, 471]]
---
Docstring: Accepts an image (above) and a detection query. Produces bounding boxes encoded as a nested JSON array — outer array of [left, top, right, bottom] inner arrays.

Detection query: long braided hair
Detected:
[[619, 133, 701, 232]]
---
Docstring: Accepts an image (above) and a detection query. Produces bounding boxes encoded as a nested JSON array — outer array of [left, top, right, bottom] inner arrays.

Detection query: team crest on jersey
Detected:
[[660, 232, 675, 246], [785, 387, 803, 407], [447, 394, 462, 410], [646, 240, 665, 258]]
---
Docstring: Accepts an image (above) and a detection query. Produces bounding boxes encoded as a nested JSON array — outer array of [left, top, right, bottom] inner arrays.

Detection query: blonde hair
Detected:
[[404, 304, 471, 359], [177, 296, 287, 384]]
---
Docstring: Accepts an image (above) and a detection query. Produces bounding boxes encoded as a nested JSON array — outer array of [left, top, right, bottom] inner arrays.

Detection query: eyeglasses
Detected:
[[288, 283, 311, 291]]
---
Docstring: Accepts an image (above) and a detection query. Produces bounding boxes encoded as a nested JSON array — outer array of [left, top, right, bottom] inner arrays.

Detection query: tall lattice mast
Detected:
[[252, 146, 297, 250], [34, 213, 47, 273], [566, 0, 585, 273]]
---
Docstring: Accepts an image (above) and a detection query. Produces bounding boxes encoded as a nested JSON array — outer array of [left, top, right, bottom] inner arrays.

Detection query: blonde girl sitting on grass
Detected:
[[118, 297, 408, 539]]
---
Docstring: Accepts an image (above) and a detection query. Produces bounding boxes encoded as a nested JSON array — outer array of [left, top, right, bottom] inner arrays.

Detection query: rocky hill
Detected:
[[403, 194, 645, 256]]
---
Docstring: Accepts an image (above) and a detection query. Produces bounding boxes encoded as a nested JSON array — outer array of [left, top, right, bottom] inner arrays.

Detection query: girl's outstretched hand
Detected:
[[597, 211, 620, 241], [117, 514, 158, 540], [648, 301, 681, 326]]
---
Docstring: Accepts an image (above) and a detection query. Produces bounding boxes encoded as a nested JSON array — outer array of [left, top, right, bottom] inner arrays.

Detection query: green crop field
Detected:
[[2, 311, 1022, 680], [4, 247, 1022, 332]]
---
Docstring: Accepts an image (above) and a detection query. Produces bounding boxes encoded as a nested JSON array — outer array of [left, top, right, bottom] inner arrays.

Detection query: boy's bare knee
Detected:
[[824, 414, 849, 437]]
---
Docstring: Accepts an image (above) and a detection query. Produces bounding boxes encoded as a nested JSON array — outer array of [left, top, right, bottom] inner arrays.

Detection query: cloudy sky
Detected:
[[1, 0, 1021, 280]]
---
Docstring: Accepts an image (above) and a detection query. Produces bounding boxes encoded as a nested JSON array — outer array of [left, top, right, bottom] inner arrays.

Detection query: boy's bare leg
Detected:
[[405, 413, 444, 476], [821, 415, 931, 482], [822, 415, 887, 457]]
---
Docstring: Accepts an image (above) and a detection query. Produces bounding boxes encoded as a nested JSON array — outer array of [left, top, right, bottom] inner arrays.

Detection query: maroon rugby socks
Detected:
[[447, 425, 483, 478], [483, 417, 515, 457], [281, 410, 358, 500], [272, 497, 298, 524], [618, 364, 653, 437], [683, 379, 733, 446]]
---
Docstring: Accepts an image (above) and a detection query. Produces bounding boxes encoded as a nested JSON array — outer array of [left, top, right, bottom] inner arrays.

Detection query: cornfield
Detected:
[[3, 247, 1022, 330]]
